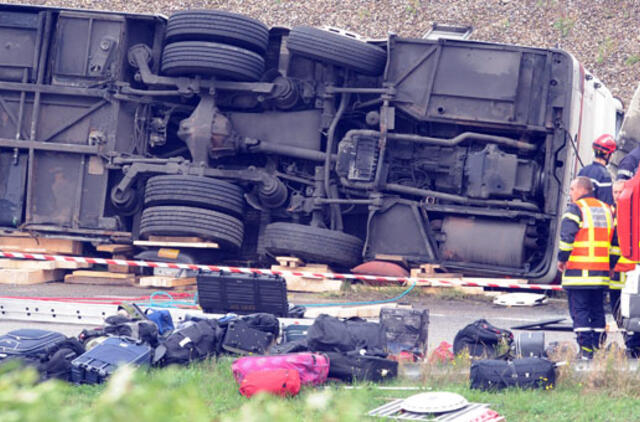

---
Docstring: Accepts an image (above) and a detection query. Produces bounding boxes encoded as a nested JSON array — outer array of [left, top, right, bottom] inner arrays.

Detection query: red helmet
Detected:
[[593, 134, 617, 155]]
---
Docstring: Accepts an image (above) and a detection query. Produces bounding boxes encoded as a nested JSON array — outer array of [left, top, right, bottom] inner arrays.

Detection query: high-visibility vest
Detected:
[[610, 211, 637, 290], [611, 255, 636, 289], [562, 197, 613, 287]]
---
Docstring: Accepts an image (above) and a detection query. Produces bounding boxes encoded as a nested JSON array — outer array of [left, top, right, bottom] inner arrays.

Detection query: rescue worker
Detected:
[[616, 144, 640, 181], [577, 134, 616, 205], [609, 180, 633, 317], [610, 179, 640, 357], [558, 176, 614, 359]]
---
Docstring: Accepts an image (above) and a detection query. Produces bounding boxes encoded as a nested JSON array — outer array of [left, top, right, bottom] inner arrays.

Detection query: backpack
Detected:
[[239, 369, 301, 398], [153, 318, 223, 367], [453, 319, 513, 359], [145, 309, 175, 335], [79, 316, 159, 347]]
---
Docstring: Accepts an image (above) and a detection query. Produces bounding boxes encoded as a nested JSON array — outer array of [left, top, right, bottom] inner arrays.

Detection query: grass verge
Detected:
[[3, 348, 640, 422]]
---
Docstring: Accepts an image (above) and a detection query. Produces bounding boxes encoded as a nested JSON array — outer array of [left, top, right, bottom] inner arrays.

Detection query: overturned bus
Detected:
[[0, 4, 623, 282]]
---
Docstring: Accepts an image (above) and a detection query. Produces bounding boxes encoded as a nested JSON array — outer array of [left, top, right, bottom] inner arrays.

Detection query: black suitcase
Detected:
[[326, 352, 398, 382], [71, 337, 152, 384], [0, 329, 67, 361], [514, 332, 545, 358], [470, 357, 556, 391], [379, 308, 429, 355], [197, 271, 288, 316], [221, 319, 274, 355], [283, 324, 311, 343]]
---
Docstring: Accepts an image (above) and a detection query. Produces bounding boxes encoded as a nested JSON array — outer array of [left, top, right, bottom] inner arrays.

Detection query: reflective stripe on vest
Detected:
[[562, 269, 610, 287], [610, 271, 626, 290]]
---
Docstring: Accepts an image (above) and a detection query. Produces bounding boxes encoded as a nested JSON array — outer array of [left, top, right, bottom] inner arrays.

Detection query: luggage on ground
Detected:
[[514, 332, 545, 358], [222, 319, 274, 355], [34, 338, 85, 381], [79, 316, 159, 347], [307, 314, 386, 354], [380, 308, 429, 356], [71, 337, 152, 384], [239, 369, 301, 398], [282, 324, 311, 343], [153, 318, 222, 366], [344, 317, 387, 355], [326, 351, 398, 382], [0, 329, 67, 361], [453, 319, 513, 358], [232, 352, 329, 385], [470, 357, 556, 391], [197, 271, 289, 316], [0, 329, 85, 382], [242, 313, 280, 339], [269, 339, 309, 355], [145, 309, 174, 335]]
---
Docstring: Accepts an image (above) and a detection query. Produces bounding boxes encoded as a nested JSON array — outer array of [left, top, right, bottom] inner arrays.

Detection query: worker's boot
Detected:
[[593, 328, 607, 351], [576, 330, 594, 360]]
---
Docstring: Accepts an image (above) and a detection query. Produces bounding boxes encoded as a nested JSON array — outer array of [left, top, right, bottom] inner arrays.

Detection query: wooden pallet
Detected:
[[410, 264, 462, 279], [96, 243, 139, 274], [64, 270, 138, 286], [271, 256, 343, 293], [0, 257, 89, 285], [410, 264, 483, 294], [139, 276, 196, 288], [0, 258, 90, 270], [0, 234, 83, 255], [0, 268, 65, 285]]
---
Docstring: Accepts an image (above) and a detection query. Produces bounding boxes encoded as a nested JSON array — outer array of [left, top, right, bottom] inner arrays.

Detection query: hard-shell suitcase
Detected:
[[239, 369, 301, 398], [514, 332, 545, 358], [232, 352, 329, 385], [326, 352, 398, 382], [470, 357, 556, 391], [0, 329, 67, 360], [283, 324, 311, 343], [222, 319, 274, 355], [379, 308, 429, 355], [71, 337, 152, 384], [197, 271, 288, 316]]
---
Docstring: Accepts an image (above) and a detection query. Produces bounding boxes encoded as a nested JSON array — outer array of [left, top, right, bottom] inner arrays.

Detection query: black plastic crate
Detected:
[[197, 271, 288, 317]]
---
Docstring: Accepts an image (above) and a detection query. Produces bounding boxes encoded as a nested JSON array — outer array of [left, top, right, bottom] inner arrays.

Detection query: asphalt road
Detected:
[[0, 282, 623, 351]]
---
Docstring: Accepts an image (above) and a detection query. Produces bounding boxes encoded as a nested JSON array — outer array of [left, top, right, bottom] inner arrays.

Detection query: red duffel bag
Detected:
[[232, 352, 330, 386], [239, 369, 301, 398]]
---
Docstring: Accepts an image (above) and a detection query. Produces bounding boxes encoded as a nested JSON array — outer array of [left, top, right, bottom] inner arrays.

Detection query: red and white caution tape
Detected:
[[0, 250, 564, 292]]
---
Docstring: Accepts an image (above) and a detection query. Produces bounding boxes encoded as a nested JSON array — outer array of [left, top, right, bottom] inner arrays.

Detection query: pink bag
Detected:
[[232, 352, 329, 386], [239, 369, 301, 398]]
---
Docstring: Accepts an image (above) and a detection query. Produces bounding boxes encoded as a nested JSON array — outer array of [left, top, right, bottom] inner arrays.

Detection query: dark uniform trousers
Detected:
[[566, 288, 606, 350]]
